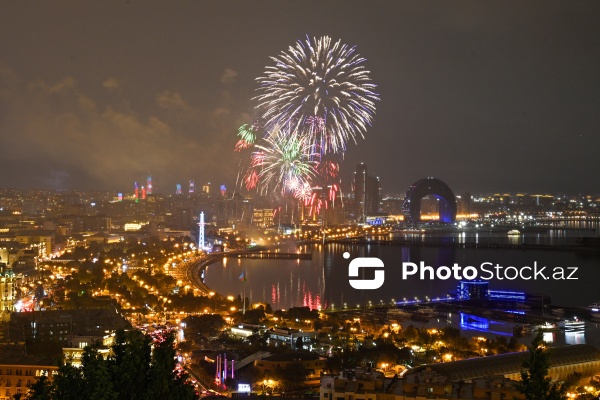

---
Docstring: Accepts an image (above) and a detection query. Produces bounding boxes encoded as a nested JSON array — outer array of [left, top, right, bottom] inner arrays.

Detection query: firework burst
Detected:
[[255, 35, 379, 154], [246, 127, 319, 195], [234, 123, 258, 151], [235, 36, 378, 218]]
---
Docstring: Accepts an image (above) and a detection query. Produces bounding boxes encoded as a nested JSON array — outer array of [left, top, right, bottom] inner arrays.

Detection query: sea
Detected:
[[204, 223, 600, 347]]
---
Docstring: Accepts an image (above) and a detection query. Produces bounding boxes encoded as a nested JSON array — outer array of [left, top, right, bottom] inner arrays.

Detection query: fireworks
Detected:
[[234, 124, 257, 151], [235, 35, 378, 218], [246, 127, 319, 195], [255, 35, 379, 154]]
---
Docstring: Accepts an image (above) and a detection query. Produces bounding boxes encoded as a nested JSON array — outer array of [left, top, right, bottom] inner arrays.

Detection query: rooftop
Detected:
[[407, 344, 600, 382]]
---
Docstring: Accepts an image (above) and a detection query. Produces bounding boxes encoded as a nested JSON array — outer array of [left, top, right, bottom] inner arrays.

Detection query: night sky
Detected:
[[1, 1, 599, 195]]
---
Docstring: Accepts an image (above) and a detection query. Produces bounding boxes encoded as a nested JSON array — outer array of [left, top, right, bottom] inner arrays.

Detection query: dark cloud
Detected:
[[0, 1, 599, 194], [0, 64, 241, 192]]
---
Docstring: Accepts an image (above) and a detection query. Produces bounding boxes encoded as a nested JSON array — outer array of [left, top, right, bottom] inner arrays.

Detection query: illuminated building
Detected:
[[141, 186, 146, 200], [146, 175, 153, 195], [457, 192, 472, 214], [176, 184, 182, 195], [202, 182, 211, 194], [0, 344, 58, 399], [320, 370, 385, 400], [456, 281, 529, 303], [62, 332, 115, 368], [403, 344, 600, 397], [189, 179, 195, 194], [353, 163, 381, 222], [255, 352, 325, 379], [354, 163, 367, 222], [134, 181, 139, 201], [320, 345, 600, 400], [252, 208, 274, 227], [267, 328, 318, 350], [0, 264, 16, 317], [402, 177, 457, 224], [15, 231, 55, 258], [366, 175, 382, 215]]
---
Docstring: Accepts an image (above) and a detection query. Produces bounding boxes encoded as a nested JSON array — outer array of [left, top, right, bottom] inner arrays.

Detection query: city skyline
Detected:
[[1, 1, 599, 194]]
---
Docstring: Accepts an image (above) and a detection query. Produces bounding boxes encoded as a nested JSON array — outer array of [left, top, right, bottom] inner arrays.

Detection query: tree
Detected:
[[81, 346, 117, 400], [515, 331, 567, 400], [26, 375, 52, 400], [274, 362, 308, 391], [37, 329, 196, 400], [146, 332, 196, 400], [51, 364, 85, 400], [108, 330, 151, 400]]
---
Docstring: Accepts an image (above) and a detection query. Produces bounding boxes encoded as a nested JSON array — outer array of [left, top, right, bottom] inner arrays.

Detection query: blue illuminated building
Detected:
[[402, 177, 457, 224], [457, 281, 526, 302]]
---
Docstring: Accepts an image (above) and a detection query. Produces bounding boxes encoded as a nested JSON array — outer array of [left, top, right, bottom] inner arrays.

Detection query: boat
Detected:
[[415, 307, 437, 317], [559, 317, 585, 331], [507, 229, 521, 236], [399, 228, 425, 234], [535, 322, 559, 332], [387, 308, 411, 320], [588, 303, 600, 321], [513, 324, 533, 336]]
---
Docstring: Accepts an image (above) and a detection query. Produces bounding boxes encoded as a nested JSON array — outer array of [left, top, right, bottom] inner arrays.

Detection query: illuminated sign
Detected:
[[238, 383, 251, 393]]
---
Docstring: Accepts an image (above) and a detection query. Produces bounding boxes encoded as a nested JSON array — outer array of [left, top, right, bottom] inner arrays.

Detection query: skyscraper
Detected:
[[366, 175, 381, 215], [146, 175, 153, 195], [353, 163, 381, 222], [354, 163, 367, 222]]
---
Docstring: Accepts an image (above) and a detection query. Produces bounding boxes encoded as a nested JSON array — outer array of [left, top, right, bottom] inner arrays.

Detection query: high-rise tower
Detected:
[[198, 212, 205, 249], [354, 163, 367, 222], [353, 163, 381, 222], [146, 175, 153, 195]]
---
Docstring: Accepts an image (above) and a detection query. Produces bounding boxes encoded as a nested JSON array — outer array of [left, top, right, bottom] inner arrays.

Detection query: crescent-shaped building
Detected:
[[402, 177, 457, 223]]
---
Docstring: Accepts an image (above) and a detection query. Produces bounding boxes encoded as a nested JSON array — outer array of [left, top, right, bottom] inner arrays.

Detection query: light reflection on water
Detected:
[[403, 312, 600, 348], [204, 242, 599, 309], [203, 227, 600, 344]]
